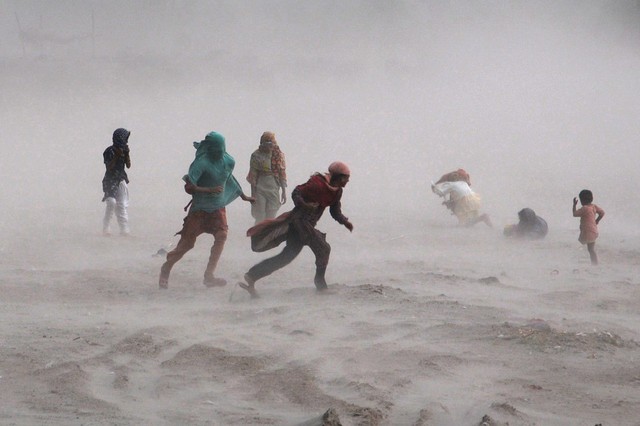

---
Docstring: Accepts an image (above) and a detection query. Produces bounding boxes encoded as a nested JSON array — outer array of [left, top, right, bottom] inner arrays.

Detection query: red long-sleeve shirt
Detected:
[[291, 173, 348, 226]]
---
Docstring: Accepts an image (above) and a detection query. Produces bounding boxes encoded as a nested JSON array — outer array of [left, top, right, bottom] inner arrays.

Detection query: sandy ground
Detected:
[[1, 204, 639, 426], [2, 3, 640, 424]]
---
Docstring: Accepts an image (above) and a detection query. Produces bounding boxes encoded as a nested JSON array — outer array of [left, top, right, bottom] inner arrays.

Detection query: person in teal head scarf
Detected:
[[160, 131, 255, 289]]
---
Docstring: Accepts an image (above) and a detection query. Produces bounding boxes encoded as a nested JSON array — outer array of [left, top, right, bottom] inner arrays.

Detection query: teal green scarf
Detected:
[[186, 132, 243, 212]]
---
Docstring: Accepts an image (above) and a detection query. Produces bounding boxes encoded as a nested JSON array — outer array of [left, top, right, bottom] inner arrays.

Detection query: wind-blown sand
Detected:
[[1, 205, 639, 425], [2, 3, 640, 424]]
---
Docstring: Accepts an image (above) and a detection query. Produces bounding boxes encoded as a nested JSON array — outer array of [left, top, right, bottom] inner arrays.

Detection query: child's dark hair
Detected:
[[579, 189, 593, 205]]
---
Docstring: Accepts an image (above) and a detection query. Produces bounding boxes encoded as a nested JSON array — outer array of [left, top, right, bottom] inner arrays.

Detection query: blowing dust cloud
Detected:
[[1, 1, 639, 424]]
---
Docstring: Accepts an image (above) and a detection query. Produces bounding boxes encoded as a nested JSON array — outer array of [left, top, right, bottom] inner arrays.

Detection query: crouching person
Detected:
[[240, 162, 354, 297]]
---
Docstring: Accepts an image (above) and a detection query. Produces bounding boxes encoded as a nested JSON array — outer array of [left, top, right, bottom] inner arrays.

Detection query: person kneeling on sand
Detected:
[[431, 177, 492, 228], [159, 131, 254, 289], [240, 161, 354, 297], [504, 208, 548, 240]]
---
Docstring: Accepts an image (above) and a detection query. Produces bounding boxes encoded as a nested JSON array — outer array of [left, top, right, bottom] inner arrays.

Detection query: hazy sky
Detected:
[[2, 0, 639, 237]]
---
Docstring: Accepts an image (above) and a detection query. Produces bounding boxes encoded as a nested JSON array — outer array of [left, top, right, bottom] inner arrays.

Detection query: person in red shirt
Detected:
[[240, 162, 354, 297], [572, 189, 605, 265]]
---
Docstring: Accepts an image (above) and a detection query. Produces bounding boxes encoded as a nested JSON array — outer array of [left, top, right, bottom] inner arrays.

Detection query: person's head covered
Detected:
[[260, 131, 276, 145], [328, 161, 351, 187], [518, 208, 537, 224], [328, 161, 350, 177], [258, 131, 276, 152], [112, 128, 130, 147], [435, 168, 470, 186], [194, 131, 226, 161]]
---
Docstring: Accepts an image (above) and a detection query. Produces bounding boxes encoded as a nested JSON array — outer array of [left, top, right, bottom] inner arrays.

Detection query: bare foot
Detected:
[[238, 273, 259, 298], [316, 286, 336, 295], [314, 277, 328, 291], [238, 282, 259, 298], [159, 275, 168, 289], [203, 277, 227, 287], [159, 265, 170, 289]]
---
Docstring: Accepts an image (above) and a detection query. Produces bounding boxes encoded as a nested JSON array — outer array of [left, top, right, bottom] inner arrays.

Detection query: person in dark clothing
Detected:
[[240, 161, 353, 297], [503, 208, 548, 240], [102, 128, 131, 236]]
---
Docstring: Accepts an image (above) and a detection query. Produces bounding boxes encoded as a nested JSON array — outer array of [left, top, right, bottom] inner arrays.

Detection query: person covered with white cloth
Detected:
[[431, 169, 492, 228]]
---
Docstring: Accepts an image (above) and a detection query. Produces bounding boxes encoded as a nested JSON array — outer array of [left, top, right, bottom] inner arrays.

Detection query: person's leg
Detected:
[[159, 214, 202, 289], [462, 215, 480, 227], [463, 212, 492, 228], [203, 229, 228, 287], [265, 198, 280, 221], [245, 229, 304, 287], [307, 229, 331, 290], [103, 197, 116, 235], [263, 184, 281, 220], [587, 242, 598, 265], [115, 181, 130, 235], [252, 191, 267, 224], [480, 213, 493, 228]]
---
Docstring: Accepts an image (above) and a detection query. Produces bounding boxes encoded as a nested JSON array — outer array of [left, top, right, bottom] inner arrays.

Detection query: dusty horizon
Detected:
[[2, 1, 640, 235], [1, 2, 639, 425]]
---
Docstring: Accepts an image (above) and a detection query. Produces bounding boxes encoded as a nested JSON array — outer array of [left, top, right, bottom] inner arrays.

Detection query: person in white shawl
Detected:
[[431, 180, 492, 227]]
